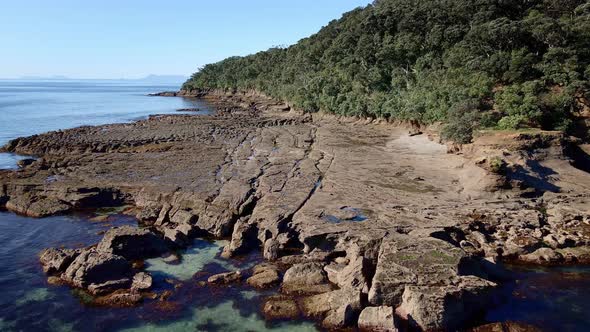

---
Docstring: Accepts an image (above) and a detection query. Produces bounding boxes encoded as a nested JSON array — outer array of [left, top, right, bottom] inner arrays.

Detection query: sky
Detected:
[[1, 0, 372, 79]]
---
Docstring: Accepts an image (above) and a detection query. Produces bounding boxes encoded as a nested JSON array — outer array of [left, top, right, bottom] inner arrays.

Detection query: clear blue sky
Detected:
[[1, 0, 372, 79]]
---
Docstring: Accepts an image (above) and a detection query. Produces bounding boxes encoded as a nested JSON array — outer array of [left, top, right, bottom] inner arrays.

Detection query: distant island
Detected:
[[3, 74, 188, 85]]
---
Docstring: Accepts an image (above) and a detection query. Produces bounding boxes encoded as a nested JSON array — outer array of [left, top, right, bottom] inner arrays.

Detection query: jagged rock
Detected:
[[519, 247, 564, 264], [503, 235, 543, 257], [207, 271, 242, 284], [96, 226, 168, 260], [63, 249, 133, 289], [221, 218, 258, 258], [263, 238, 280, 260], [358, 306, 397, 332], [262, 296, 300, 320], [281, 262, 330, 294], [300, 288, 362, 319], [132, 272, 153, 291], [326, 255, 370, 292], [136, 206, 161, 223], [5, 88, 590, 331], [16, 158, 36, 168], [321, 304, 356, 329], [283, 262, 326, 285], [247, 264, 280, 288], [398, 276, 495, 331], [369, 234, 474, 307], [162, 227, 189, 246], [170, 209, 196, 226], [39, 248, 80, 275]]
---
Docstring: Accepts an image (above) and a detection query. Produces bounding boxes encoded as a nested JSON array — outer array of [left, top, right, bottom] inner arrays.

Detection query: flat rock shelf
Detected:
[[1, 90, 590, 331]]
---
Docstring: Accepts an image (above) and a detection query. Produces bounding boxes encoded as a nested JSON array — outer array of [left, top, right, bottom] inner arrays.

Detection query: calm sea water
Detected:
[[0, 80, 210, 168]]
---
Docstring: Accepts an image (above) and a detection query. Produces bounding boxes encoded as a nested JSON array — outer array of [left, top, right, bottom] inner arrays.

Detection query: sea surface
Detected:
[[0, 80, 210, 169], [0, 80, 588, 331]]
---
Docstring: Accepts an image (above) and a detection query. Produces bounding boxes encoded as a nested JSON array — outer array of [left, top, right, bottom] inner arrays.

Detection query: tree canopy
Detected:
[[183, 0, 590, 143]]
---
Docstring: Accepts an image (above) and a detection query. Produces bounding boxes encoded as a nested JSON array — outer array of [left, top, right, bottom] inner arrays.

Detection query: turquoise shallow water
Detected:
[[0, 79, 211, 169], [0, 212, 318, 332]]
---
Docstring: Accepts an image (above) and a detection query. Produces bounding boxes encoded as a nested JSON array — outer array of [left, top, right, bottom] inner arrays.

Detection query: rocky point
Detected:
[[1, 90, 590, 330]]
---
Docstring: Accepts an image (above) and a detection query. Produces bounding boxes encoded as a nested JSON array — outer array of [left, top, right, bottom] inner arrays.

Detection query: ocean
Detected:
[[0, 80, 210, 169]]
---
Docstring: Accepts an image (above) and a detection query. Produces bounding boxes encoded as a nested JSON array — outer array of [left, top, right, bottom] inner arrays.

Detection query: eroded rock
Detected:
[[247, 264, 280, 288], [358, 306, 397, 332], [207, 271, 242, 284], [39, 248, 80, 275], [96, 226, 168, 260], [63, 249, 133, 289], [262, 296, 300, 320]]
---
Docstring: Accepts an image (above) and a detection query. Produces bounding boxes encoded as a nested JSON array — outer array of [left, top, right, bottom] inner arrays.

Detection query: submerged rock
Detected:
[[262, 296, 300, 320], [471, 321, 543, 332], [207, 271, 243, 284], [93, 290, 142, 307]]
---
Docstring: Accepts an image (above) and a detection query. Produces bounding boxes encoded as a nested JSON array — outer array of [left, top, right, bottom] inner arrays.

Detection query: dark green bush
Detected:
[[183, 0, 590, 142]]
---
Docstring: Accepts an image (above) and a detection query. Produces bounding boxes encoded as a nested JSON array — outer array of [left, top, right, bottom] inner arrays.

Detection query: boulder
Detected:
[[96, 226, 168, 260], [63, 249, 133, 289], [263, 238, 280, 260], [368, 234, 467, 307], [39, 248, 80, 275], [326, 255, 371, 292], [131, 272, 153, 291], [322, 304, 356, 329], [247, 264, 280, 288], [367, 235, 496, 330], [207, 271, 243, 284], [221, 218, 258, 258], [398, 276, 495, 331], [283, 262, 327, 285], [300, 288, 362, 319], [281, 262, 331, 294], [262, 296, 300, 320], [358, 306, 398, 332]]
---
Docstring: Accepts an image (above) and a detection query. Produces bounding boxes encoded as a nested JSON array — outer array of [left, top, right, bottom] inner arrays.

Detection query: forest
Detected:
[[182, 0, 590, 143]]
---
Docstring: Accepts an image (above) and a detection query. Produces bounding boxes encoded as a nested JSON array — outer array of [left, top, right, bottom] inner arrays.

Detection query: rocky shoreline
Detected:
[[1, 90, 590, 331]]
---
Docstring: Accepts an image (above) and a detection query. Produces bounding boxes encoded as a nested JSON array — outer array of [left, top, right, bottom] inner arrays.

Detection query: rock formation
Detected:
[[2, 90, 590, 329]]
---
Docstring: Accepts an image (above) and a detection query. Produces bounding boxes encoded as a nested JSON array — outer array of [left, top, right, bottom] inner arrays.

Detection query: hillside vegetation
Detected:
[[183, 0, 590, 143]]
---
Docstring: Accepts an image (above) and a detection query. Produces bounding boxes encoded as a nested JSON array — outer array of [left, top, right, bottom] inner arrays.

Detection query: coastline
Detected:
[[1, 90, 590, 331]]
